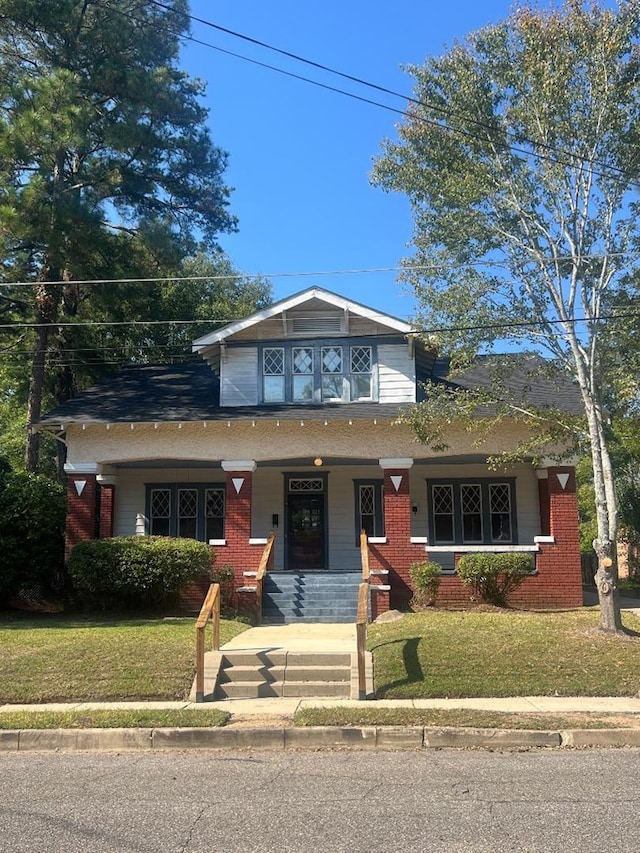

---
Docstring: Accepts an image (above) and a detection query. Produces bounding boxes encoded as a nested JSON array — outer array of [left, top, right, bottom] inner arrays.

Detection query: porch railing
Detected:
[[357, 529, 371, 699], [194, 582, 221, 703], [255, 531, 276, 623]]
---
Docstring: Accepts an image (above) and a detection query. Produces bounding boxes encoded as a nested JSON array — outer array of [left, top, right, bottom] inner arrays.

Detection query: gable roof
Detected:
[[191, 286, 413, 351]]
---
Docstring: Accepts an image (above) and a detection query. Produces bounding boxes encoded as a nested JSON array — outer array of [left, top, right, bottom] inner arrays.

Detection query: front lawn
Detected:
[[369, 609, 640, 698], [0, 614, 249, 704]]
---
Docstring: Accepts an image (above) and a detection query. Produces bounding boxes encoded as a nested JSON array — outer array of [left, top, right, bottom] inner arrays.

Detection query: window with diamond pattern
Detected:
[[427, 479, 516, 545], [147, 484, 225, 542], [259, 342, 377, 403]]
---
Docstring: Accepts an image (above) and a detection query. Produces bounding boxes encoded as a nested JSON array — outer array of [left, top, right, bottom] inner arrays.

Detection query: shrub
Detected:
[[456, 552, 533, 606], [0, 464, 65, 601], [68, 536, 212, 610], [409, 560, 442, 609]]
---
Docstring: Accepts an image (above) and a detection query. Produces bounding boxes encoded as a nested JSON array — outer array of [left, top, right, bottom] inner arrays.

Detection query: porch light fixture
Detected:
[[314, 457, 323, 467], [412, 504, 419, 515]]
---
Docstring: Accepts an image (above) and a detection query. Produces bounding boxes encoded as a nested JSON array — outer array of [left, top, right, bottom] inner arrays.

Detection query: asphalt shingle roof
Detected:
[[36, 353, 583, 427]]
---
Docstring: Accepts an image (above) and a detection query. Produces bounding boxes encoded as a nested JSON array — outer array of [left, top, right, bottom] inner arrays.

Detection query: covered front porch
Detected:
[[64, 447, 583, 617]]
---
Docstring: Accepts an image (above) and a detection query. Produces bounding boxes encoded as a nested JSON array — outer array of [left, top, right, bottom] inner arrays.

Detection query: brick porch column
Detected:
[[221, 460, 256, 590], [376, 457, 423, 612], [63, 463, 98, 560], [532, 465, 582, 607]]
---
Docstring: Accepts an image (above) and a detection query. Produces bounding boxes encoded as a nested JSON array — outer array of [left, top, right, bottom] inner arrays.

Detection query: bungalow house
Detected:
[[36, 287, 583, 620]]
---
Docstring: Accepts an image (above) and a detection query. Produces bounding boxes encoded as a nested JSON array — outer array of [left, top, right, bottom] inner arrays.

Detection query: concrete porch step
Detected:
[[212, 650, 354, 700], [214, 680, 351, 699]]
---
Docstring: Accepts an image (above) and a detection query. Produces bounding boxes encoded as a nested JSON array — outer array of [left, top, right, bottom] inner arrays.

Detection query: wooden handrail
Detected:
[[195, 583, 220, 703], [360, 529, 370, 582], [255, 531, 276, 624], [356, 581, 369, 699], [357, 530, 371, 698]]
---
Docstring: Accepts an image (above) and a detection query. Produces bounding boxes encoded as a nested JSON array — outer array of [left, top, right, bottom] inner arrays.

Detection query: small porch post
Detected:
[[97, 472, 117, 539]]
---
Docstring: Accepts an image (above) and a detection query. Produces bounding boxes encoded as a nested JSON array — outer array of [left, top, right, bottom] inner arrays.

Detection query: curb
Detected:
[[2, 725, 640, 752]]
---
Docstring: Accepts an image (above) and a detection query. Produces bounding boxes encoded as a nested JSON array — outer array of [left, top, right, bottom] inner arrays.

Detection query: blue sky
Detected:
[[182, 1, 523, 321]]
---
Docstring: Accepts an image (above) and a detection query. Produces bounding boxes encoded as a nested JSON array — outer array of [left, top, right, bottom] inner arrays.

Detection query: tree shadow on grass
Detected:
[[370, 636, 424, 697]]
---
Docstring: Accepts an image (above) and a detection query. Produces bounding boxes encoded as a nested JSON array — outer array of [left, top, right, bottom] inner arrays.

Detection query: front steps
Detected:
[[213, 650, 353, 699], [261, 571, 362, 624]]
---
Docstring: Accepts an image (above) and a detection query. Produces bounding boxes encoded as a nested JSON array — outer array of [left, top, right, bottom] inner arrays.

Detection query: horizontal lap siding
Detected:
[[378, 344, 415, 404], [221, 347, 258, 406], [252, 466, 377, 572]]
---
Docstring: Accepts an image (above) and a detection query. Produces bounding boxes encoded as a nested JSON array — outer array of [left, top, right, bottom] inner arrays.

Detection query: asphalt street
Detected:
[[1, 748, 639, 852]]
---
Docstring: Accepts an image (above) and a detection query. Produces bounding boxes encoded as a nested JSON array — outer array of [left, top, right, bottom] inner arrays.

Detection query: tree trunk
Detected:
[[579, 374, 623, 632], [24, 280, 60, 472], [593, 547, 622, 633]]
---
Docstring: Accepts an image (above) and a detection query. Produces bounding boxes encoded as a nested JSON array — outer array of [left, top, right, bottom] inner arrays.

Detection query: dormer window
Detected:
[[260, 342, 376, 404]]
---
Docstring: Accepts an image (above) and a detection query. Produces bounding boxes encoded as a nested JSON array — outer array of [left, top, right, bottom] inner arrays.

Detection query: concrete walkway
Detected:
[[220, 622, 356, 653]]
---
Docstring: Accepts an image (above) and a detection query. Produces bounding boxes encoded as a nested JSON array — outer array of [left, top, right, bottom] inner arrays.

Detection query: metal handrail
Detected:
[[194, 582, 220, 702]]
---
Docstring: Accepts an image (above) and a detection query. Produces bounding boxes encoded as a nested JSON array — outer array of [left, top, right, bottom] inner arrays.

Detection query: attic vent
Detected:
[[291, 315, 343, 335]]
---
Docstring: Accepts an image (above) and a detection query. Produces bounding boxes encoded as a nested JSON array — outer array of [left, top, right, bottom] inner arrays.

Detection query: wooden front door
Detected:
[[286, 492, 326, 570]]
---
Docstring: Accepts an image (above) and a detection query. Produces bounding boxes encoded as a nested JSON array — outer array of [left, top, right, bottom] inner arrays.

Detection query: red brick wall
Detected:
[[367, 464, 582, 612], [65, 474, 97, 560]]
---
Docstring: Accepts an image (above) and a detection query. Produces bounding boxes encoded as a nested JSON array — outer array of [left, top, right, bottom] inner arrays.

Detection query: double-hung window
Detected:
[[147, 484, 225, 542], [427, 479, 516, 545], [292, 346, 314, 402], [263, 347, 285, 402], [354, 480, 384, 544]]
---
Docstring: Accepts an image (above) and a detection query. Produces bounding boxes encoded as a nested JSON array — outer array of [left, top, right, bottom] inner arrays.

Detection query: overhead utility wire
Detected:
[[2, 251, 640, 289], [144, 0, 627, 180], [2, 309, 639, 333]]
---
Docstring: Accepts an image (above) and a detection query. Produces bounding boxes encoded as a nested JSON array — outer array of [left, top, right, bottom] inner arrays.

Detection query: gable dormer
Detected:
[[191, 287, 422, 407]]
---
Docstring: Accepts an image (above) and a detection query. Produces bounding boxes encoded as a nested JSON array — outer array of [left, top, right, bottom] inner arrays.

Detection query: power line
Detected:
[[142, 0, 629, 180], [1, 309, 639, 334], [2, 251, 639, 289]]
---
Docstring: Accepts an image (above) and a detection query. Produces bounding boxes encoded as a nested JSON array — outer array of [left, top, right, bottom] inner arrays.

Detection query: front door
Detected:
[[286, 492, 326, 570]]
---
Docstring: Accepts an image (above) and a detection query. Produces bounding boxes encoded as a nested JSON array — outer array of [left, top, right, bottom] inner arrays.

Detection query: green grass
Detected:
[[0, 613, 249, 703], [293, 707, 634, 730], [0, 709, 229, 729], [369, 609, 640, 698]]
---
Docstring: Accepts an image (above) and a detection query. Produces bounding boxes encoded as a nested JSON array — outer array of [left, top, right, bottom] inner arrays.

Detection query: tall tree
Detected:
[[372, 0, 640, 632], [0, 0, 237, 470], [0, 249, 272, 475]]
